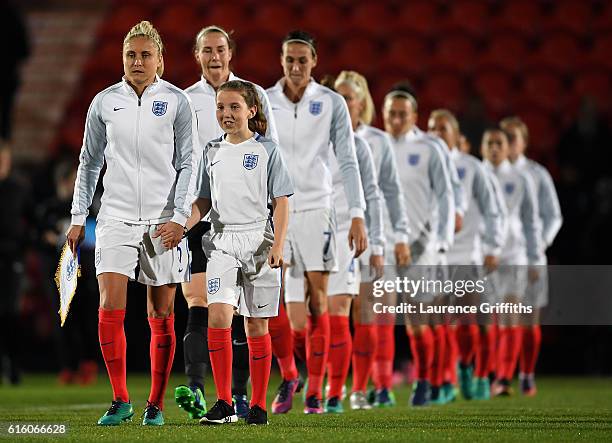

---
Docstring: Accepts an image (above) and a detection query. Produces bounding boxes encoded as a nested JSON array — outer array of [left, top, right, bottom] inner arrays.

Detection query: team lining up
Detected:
[[66, 21, 562, 426]]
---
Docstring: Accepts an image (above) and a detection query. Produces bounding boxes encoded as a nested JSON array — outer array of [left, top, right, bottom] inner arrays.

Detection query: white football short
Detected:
[[525, 266, 548, 308], [94, 218, 190, 286], [486, 265, 528, 303], [284, 208, 338, 275], [203, 222, 280, 318], [284, 228, 360, 302]]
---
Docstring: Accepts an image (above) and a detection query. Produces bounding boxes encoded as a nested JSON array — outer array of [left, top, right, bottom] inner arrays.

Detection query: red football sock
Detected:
[[98, 308, 129, 402], [408, 326, 434, 382], [248, 334, 272, 410], [505, 326, 523, 380], [443, 325, 458, 384], [475, 326, 496, 378], [352, 323, 377, 393], [148, 315, 176, 410], [489, 323, 499, 375], [431, 325, 447, 388], [327, 315, 352, 399], [456, 324, 479, 365], [520, 325, 542, 376], [208, 327, 232, 404], [269, 304, 298, 381], [305, 313, 330, 399], [496, 326, 509, 379], [497, 326, 523, 380], [293, 329, 307, 363], [372, 323, 394, 390]]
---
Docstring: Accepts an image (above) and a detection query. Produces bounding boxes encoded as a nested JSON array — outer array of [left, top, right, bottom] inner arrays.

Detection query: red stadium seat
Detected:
[[541, 0, 594, 38], [472, 71, 514, 119], [155, 4, 203, 45], [439, 0, 491, 39], [524, 33, 583, 75], [299, 2, 345, 39], [379, 35, 430, 78], [333, 36, 379, 76], [518, 70, 565, 113], [430, 34, 478, 75], [204, 3, 250, 34], [584, 32, 612, 71], [97, 4, 154, 41], [572, 70, 612, 114], [420, 73, 466, 114], [232, 36, 280, 86], [350, 3, 394, 37], [253, 4, 301, 38], [476, 32, 530, 75], [392, 0, 441, 38], [489, 0, 543, 39]]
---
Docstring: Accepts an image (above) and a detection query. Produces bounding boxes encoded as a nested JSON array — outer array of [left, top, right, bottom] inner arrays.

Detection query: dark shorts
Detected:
[[187, 221, 211, 274]]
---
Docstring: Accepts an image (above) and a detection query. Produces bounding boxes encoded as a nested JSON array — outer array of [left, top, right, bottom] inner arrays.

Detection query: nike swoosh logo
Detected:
[[157, 343, 172, 349], [252, 354, 270, 361], [211, 160, 221, 167], [209, 347, 224, 352], [330, 342, 346, 349], [232, 340, 247, 346], [257, 303, 270, 309], [113, 107, 125, 111], [100, 341, 113, 346]]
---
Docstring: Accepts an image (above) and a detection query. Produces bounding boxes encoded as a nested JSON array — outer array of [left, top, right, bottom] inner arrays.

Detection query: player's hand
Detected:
[[348, 217, 368, 258], [153, 221, 184, 249], [484, 255, 499, 273], [528, 266, 539, 283], [66, 225, 85, 257], [455, 213, 463, 233], [268, 244, 284, 268], [370, 254, 385, 280], [394, 242, 411, 266]]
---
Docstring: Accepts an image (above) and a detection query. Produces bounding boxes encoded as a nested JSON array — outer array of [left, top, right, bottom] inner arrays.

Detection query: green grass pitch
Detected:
[[1, 375, 611, 442]]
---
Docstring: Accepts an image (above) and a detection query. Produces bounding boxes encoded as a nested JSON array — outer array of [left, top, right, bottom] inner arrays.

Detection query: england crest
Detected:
[[408, 154, 420, 166], [208, 278, 220, 294], [457, 167, 466, 180], [243, 153, 258, 170], [505, 182, 515, 195], [309, 101, 322, 116], [152, 101, 168, 116]]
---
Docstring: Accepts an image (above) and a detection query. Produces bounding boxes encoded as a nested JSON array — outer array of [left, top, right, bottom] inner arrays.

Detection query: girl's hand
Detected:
[[153, 221, 184, 249], [268, 244, 284, 269]]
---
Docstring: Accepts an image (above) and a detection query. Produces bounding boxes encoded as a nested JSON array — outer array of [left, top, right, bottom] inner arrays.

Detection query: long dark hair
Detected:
[[218, 80, 268, 136]]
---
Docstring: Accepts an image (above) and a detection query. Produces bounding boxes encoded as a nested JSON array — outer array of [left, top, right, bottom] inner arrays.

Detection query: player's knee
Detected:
[[245, 317, 268, 337], [147, 306, 173, 318]]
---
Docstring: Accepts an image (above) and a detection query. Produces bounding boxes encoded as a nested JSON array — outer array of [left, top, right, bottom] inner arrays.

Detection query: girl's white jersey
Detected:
[[513, 155, 562, 263], [356, 124, 411, 245], [447, 148, 504, 265], [483, 159, 543, 265], [267, 79, 365, 217], [185, 73, 279, 147], [71, 76, 199, 227], [198, 134, 293, 228], [390, 129, 455, 252], [330, 134, 384, 254]]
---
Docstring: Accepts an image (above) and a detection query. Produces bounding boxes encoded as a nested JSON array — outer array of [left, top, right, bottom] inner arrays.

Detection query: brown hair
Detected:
[[123, 21, 164, 76], [218, 80, 268, 136], [194, 25, 235, 52], [500, 116, 529, 145]]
